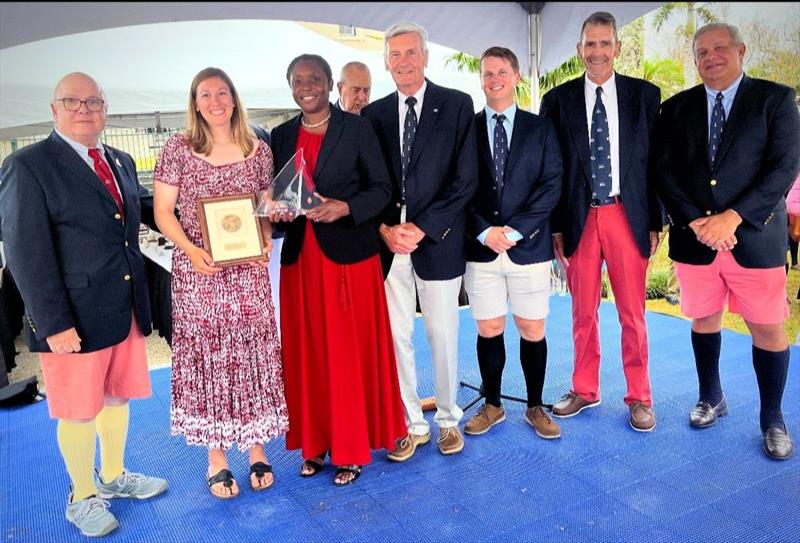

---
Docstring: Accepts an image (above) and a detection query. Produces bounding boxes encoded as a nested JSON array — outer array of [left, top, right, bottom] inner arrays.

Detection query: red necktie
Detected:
[[88, 148, 125, 219]]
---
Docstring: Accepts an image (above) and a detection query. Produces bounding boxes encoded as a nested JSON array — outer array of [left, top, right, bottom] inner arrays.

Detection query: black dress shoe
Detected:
[[689, 396, 728, 428], [763, 426, 794, 460]]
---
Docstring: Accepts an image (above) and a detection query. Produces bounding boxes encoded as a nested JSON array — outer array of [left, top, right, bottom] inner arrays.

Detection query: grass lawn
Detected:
[[638, 234, 800, 341]]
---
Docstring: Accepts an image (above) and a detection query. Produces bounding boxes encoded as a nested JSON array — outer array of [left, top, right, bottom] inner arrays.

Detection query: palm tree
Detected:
[[445, 52, 580, 108], [652, 2, 716, 86], [642, 58, 685, 99]]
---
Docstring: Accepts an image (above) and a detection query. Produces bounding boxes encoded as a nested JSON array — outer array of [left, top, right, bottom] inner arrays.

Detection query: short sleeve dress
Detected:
[[153, 133, 288, 451]]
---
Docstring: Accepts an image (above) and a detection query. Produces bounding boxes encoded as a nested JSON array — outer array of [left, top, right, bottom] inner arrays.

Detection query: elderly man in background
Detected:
[[336, 61, 372, 115]]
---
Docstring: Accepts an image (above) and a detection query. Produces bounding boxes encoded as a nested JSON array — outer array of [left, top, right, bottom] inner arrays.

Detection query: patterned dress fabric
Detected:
[[153, 133, 288, 451]]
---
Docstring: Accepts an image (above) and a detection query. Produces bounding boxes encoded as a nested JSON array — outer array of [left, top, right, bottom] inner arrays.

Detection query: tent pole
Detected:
[[528, 11, 541, 113]]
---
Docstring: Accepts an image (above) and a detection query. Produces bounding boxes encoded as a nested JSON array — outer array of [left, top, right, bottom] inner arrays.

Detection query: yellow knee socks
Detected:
[[56, 420, 97, 503], [95, 404, 129, 483]]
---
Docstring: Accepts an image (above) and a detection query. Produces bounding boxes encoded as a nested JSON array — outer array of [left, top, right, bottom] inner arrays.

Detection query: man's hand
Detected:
[[649, 231, 662, 256], [691, 210, 742, 250], [379, 224, 419, 254], [306, 194, 350, 223], [552, 233, 569, 269], [485, 226, 517, 254], [46, 327, 82, 354], [399, 222, 426, 245]]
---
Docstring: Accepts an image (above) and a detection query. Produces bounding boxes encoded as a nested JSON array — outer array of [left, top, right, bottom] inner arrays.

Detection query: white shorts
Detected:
[[464, 254, 551, 321]]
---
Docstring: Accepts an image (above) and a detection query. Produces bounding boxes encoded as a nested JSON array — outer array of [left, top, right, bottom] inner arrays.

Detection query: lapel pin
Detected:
[[433, 108, 439, 113], [115, 158, 122, 167]]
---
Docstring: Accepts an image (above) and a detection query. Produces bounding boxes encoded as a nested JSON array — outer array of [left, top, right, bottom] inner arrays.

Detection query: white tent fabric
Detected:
[[0, 2, 660, 134], [0, 2, 660, 72]]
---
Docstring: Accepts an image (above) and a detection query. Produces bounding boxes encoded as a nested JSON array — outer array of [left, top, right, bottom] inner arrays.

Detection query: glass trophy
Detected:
[[254, 148, 322, 217]]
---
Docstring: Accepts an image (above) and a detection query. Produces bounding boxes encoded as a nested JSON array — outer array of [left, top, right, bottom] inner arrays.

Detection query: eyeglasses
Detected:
[[54, 97, 105, 112]]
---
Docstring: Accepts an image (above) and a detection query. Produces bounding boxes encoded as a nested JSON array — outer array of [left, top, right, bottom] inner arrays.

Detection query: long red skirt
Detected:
[[280, 223, 407, 466]]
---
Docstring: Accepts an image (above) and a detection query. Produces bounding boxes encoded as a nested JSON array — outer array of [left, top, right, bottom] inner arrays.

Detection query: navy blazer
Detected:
[[654, 75, 800, 268], [0, 132, 153, 353], [363, 79, 478, 280], [539, 73, 663, 259], [467, 108, 563, 264], [270, 105, 392, 265]]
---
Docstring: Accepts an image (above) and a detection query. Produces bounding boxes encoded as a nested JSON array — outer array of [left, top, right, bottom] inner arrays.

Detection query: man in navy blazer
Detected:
[[462, 47, 563, 440], [0, 73, 166, 537], [540, 12, 663, 432], [363, 20, 478, 459], [654, 23, 800, 460]]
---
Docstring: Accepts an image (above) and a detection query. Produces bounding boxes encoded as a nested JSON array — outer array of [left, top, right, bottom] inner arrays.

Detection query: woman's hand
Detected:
[[268, 205, 297, 223], [188, 245, 223, 275], [306, 194, 350, 223], [249, 238, 273, 268]]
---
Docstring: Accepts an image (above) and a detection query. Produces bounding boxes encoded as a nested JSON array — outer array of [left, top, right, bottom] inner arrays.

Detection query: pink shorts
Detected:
[[40, 317, 151, 420], [674, 251, 789, 324]]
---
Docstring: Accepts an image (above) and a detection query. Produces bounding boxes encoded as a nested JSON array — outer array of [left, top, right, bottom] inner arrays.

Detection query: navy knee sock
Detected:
[[752, 346, 789, 432], [691, 331, 723, 404], [476, 334, 505, 407], [520, 337, 547, 408]]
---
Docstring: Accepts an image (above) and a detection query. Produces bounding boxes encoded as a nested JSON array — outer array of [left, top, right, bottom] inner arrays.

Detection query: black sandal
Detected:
[[249, 461, 274, 491], [333, 465, 362, 486], [207, 468, 238, 499], [300, 451, 328, 477]]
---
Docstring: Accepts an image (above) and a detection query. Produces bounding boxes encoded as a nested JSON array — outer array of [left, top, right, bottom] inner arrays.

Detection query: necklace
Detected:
[[301, 111, 331, 129]]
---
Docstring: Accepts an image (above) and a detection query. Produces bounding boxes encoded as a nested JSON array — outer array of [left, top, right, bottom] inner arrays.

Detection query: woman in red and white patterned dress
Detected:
[[153, 67, 288, 499]]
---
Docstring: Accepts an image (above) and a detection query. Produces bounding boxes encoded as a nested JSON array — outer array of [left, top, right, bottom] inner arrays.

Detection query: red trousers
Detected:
[[566, 203, 652, 406]]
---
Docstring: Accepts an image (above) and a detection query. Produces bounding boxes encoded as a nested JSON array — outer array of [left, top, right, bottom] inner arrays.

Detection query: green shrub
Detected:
[[646, 268, 670, 300]]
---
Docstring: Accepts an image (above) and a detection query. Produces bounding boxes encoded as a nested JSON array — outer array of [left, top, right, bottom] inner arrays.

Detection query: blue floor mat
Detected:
[[1, 296, 798, 542]]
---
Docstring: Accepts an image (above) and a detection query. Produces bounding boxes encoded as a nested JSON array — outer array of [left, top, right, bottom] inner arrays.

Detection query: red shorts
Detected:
[[39, 317, 151, 420], [674, 251, 788, 324]]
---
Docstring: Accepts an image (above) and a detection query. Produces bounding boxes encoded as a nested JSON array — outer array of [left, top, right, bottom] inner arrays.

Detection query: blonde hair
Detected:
[[185, 67, 254, 156]]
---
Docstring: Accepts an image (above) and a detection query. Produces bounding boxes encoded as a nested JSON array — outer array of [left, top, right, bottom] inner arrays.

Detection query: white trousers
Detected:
[[385, 252, 463, 434]]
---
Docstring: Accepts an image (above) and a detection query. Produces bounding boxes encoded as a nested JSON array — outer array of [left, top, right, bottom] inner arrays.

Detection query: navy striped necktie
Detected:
[[709, 92, 725, 166]]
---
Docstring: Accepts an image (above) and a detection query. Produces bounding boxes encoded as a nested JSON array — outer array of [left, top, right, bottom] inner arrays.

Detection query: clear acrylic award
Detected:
[[254, 148, 322, 217]]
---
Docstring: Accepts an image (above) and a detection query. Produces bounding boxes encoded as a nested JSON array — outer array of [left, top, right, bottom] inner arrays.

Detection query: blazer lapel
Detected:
[[384, 93, 402, 183], [567, 77, 592, 188], [407, 81, 440, 173], [616, 75, 635, 186], [503, 110, 528, 185], [313, 105, 343, 185], [475, 110, 492, 176], [104, 147, 132, 208], [713, 75, 750, 169], [50, 132, 117, 206]]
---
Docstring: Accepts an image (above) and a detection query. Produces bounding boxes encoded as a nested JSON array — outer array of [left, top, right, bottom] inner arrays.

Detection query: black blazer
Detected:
[[539, 73, 663, 259], [467, 108, 562, 264], [654, 75, 800, 268], [0, 132, 153, 353], [270, 105, 392, 265], [363, 79, 478, 280]]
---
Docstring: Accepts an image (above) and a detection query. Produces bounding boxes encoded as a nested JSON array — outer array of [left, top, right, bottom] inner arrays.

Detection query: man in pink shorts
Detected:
[[654, 23, 800, 460], [0, 72, 167, 536]]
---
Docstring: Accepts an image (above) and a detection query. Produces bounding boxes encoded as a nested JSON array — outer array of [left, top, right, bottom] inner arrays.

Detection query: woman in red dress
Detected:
[[270, 54, 407, 485]]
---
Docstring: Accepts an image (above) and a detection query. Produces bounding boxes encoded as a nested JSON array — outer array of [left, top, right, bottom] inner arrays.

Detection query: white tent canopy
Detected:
[[1, 2, 659, 72], [0, 2, 660, 135]]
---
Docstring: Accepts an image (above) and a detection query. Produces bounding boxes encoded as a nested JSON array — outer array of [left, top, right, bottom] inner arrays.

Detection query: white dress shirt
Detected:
[[584, 74, 620, 197]]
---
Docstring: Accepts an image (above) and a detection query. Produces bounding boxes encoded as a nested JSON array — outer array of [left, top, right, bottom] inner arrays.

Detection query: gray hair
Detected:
[[384, 21, 429, 61], [339, 61, 370, 83], [580, 11, 618, 43], [693, 23, 744, 53]]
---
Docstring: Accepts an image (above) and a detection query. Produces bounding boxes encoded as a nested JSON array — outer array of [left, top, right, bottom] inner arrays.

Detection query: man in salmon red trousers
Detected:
[[0, 72, 167, 537], [539, 12, 663, 431]]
